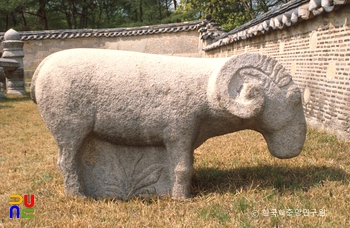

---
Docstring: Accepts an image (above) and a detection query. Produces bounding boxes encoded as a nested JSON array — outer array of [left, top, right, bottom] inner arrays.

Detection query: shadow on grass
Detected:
[[192, 165, 350, 195], [0, 103, 13, 109], [0, 93, 31, 106]]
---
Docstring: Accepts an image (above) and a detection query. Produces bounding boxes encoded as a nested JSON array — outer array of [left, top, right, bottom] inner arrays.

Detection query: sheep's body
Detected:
[[31, 49, 306, 199]]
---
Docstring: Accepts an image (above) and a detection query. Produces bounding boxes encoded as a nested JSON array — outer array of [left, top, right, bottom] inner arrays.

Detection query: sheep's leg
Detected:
[[55, 129, 91, 197], [165, 138, 195, 199]]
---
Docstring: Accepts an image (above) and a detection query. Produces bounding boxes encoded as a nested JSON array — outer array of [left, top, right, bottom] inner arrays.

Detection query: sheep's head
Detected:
[[208, 53, 306, 159]]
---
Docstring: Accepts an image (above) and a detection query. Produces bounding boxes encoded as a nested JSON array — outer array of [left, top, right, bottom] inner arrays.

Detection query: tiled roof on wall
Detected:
[[0, 20, 204, 41], [202, 0, 350, 51], [198, 15, 226, 40]]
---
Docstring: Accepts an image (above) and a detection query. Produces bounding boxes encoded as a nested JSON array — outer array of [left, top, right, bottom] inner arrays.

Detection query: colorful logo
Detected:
[[9, 194, 35, 219]]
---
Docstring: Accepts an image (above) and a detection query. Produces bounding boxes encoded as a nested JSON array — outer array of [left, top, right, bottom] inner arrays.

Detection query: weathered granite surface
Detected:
[[0, 58, 20, 98], [2, 29, 25, 95], [0, 67, 5, 98], [31, 49, 306, 199]]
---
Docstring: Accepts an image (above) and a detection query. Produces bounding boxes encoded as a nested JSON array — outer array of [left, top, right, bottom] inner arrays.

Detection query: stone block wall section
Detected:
[[0, 21, 207, 78], [22, 32, 200, 77], [203, 5, 350, 140]]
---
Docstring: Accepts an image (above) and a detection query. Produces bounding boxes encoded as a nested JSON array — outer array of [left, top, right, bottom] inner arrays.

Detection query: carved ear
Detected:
[[208, 53, 267, 119], [226, 82, 265, 119]]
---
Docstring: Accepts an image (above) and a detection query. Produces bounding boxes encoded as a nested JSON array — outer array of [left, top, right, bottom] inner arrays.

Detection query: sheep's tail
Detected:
[[30, 70, 38, 104], [30, 55, 53, 104]]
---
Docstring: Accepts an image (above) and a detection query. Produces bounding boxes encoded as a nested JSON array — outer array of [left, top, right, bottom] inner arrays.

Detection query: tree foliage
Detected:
[[177, 0, 290, 31], [0, 0, 290, 32], [0, 0, 179, 31]]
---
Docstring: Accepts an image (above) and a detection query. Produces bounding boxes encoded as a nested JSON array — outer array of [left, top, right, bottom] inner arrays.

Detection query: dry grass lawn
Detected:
[[0, 94, 349, 227]]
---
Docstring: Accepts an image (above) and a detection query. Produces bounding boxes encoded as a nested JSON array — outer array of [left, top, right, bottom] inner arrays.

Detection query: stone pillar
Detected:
[[2, 29, 25, 95], [0, 67, 5, 98]]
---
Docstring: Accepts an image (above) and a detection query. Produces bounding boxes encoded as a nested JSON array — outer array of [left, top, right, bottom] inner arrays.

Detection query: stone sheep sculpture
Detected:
[[31, 49, 306, 199]]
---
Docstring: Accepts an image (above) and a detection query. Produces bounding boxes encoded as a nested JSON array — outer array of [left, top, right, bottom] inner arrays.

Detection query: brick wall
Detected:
[[203, 6, 350, 139]]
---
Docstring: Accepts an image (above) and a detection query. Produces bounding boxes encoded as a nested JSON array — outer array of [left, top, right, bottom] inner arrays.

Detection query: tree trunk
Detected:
[[59, 1, 72, 29], [69, 0, 77, 29], [97, 2, 103, 28], [5, 15, 9, 31], [158, 0, 162, 20], [21, 11, 27, 28], [37, 1, 49, 30], [165, 0, 170, 16], [139, 0, 143, 22], [65, 12, 73, 29], [242, 0, 254, 20], [80, 5, 88, 28], [10, 12, 17, 27]]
